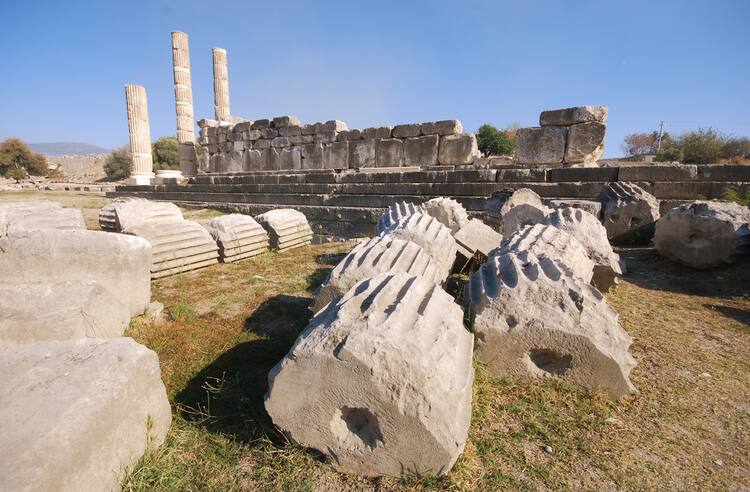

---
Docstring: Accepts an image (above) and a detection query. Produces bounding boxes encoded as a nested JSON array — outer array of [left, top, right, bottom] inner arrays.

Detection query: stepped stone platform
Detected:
[[109, 164, 750, 241]]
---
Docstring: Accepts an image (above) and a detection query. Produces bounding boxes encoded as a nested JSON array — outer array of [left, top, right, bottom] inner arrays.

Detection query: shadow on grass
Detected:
[[617, 247, 750, 298], [243, 294, 313, 337], [703, 303, 750, 328]]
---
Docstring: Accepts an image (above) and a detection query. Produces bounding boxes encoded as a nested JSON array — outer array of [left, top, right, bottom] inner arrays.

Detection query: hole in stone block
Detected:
[[529, 349, 573, 376], [330, 407, 383, 450]]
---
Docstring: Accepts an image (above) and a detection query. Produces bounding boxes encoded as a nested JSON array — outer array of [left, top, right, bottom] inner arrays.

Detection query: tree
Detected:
[[476, 124, 514, 156], [0, 138, 48, 178], [103, 147, 132, 179], [655, 147, 682, 162], [152, 136, 180, 170], [721, 137, 750, 160], [622, 131, 676, 156], [680, 128, 724, 164]]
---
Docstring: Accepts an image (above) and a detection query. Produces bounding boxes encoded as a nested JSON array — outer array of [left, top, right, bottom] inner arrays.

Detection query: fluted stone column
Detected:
[[212, 48, 230, 122], [124, 84, 154, 185], [171, 31, 196, 176]]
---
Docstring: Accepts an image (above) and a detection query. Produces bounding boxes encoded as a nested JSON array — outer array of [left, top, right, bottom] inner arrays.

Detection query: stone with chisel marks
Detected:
[[375, 201, 424, 234]]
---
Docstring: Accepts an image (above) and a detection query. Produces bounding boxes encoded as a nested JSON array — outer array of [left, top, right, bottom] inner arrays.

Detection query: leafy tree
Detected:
[[721, 137, 750, 160], [680, 128, 724, 164], [622, 131, 676, 156], [152, 136, 180, 171], [103, 147, 132, 179], [476, 124, 514, 156], [655, 147, 682, 162], [0, 138, 48, 178]]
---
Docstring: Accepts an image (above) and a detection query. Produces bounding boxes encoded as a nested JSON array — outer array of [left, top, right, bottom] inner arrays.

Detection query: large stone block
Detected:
[[392, 123, 422, 138], [465, 249, 636, 400], [0, 281, 131, 343], [205, 214, 269, 262], [539, 106, 608, 126], [323, 141, 349, 169], [438, 134, 479, 165], [272, 115, 301, 128], [0, 338, 171, 491], [299, 143, 325, 169], [421, 119, 463, 136], [348, 139, 376, 168], [98, 198, 182, 233], [454, 218, 502, 263], [564, 122, 606, 165], [654, 201, 750, 269], [266, 272, 473, 478], [279, 125, 302, 137], [0, 201, 85, 235], [404, 135, 439, 167], [361, 126, 392, 139], [255, 209, 313, 252], [598, 182, 660, 245], [321, 120, 348, 132], [278, 148, 302, 170], [244, 149, 265, 171], [0, 229, 151, 316], [375, 138, 404, 167], [515, 127, 566, 165]]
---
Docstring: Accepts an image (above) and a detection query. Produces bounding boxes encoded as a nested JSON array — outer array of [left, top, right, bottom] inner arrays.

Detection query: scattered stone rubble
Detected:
[[465, 249, 636, 400], [598, 182, 660, 245], [453, 219, 502, 266], [515, 106, 607, 167], [266, 272, 474, 478], [254, 208, 312, 252], [99, 197, 183, 232], [205, 213, 269, 262], [654, 201, 750, 269], [499, 188, 551, 237]]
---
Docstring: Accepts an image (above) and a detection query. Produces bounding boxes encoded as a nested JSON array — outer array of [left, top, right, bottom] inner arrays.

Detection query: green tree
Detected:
[[103, 147, 132, 179], [0, 138, 48, 178], [476, 124, 514, 156], [680, 128, 725, 164], [152, 136, 180, 170], [721, 137, 750, 159], [655, 147, 682, 162]]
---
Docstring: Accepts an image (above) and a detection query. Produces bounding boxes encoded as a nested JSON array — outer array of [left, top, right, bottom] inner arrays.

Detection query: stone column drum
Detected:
[[171, 31, 196, 176], [124, 84, 154, 185], [212, 48, 230, 122]]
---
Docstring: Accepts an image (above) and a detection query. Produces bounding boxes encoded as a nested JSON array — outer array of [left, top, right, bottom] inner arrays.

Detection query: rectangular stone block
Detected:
[[277, 148, 302, 170], [348, 139, 376, 168], [540, 106, 608, 126], [421, 120, 463, 136], [279, 125, 302, 137], [232, 141, 245, 152], [232, 121, 253, 134], [262, 148, 279, 170], [393, 123, 422, 138], [361, 126, 393, 140], [244, 149, 264, 171], [299, 143, 324, 169], [246, 129, 262, 141], [301, 123, 320, 135], [375, 139, 404, 167], [271, 136, 291, 148], [253, 139, 271, 149], [619, 164, 698, 182], [323, 141, 348, 170], [198, 119, 219, 128], [497, 168, 547, 182], [696, 164, 750, 181], [289, 134, 313, 145], [260, 128, 278, 139], [315, 131, 337, 144], [404, 135, 439, 166], [272, 115, 301, 128], [439, 134, 479, 165], [515, 126, 566, 165], [547, 166, 618, 182], [251, 119, 271, 129], [321, 120, 348, 132], [564, 122, 606, 164]]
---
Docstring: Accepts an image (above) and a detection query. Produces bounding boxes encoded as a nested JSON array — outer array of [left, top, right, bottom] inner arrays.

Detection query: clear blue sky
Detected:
[[1, 0, 748, 157]]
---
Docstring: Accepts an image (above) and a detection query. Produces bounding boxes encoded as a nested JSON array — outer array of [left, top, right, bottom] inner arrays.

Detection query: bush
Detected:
[[655, 147, 682, 162], [721, 137, 750, 160], [103, 147, 132, 179], [722, 187, 750, 207], [680, 128, 725, 164], [477, 124, 514, 156], [0, 138, 48, 178], [152, 136, 180, 171]]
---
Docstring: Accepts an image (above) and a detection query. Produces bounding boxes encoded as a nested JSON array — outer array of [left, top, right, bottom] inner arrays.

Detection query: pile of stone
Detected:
[[515, 105, 607, 167], [0, 200, 85, 235], [598, 182, 660, 245], [99, 197, 183, 232], [654, 201, 750, 269], [205, 213, 269, 262], [197, 116, 480, 173], [254, 209, 312, 252], [0, 202, 171, 491]]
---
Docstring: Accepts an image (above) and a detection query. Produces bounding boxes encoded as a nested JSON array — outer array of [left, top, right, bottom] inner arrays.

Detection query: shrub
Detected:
[[103, 147, 133, 179], [0, 138, 48, 178], [722, 187, 750, 207], [655, 147, 682, 162], [721, 137, 750, 160], [680, 128, 725, 164], [477, 124, 514, 156], [152, 136, 180, 171]]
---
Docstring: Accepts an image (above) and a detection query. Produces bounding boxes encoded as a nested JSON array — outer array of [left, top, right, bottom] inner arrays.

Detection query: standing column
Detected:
[[172, 31, 197, 176], [212, 48, 230, 122], [124, 84, 154, 185]]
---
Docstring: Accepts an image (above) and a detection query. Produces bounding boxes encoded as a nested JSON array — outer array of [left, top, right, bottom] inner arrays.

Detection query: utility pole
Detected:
[[656, 121, 665, 153]]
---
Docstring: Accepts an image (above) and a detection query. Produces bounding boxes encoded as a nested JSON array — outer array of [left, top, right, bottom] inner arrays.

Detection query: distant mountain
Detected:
[[28, 142, 110, 156]]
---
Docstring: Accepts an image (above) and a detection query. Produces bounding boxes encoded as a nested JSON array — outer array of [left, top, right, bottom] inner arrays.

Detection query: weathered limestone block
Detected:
[[0, 229, 151, 316], [654, 201, 750, 269], [255, 209, 312, 252], [515, 126, 566, 165], [495, 224, 595, 284], [315, 130, 337, 144], [392, 123, 421, 138], [549, 199, 601, 217], [99, 197, 183, 232], [539, 106, 608, 126], [0, 337, 171, 491], [598, 182, 660, 245], [312, 235, 444, 312], [262, 148, 279, 170], [321, 119, 348, 132], [223, 150, 244, 172], [244, 149, 264, 171], [473, 156, 514, 169], [375, 138, 404, 167], [422, 197, 469, 234], [267, 272, 473, 478], [361, 126, 392, 139], [542, 207, 624, 291], [0, 201, 85, 235], [0, 281, 130, 343], [454, 219, 502, 264], [375, 201, 424, 234], [379, 211, 457, 280], [301, 123, 320, 135], [271, 136, 291, 148], [300, 143, 324, 169], [348, 139, 376, 168], [272, 115, 301, 128], [123, 219, 219, 279], [279, 125, 302, 137], [466, 250, 636, 400], [564, 122, 606, 165], [404, 135, 439, 166], [278, 148, 302, 170], [438, 134, 479, 165], [205, 214, 269, 263], [421, 119, 463, 136], [324, 141, 349, 169], [499, 188, 551, 237]]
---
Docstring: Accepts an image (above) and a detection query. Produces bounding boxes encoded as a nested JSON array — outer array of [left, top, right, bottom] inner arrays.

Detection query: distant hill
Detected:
[[29, 142, 110, 156]]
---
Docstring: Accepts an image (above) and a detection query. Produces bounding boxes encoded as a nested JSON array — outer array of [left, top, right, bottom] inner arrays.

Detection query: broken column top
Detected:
[[539, 106, 608, 126]]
